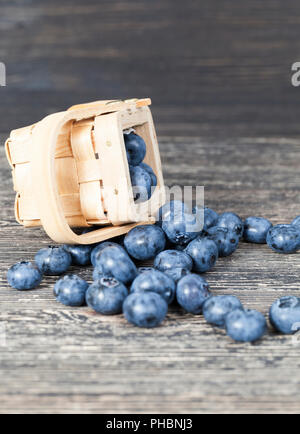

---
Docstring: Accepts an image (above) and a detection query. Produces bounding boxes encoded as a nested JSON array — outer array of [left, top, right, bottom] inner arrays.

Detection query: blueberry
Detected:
[[123, 291, 168, 328], [35, 246, 72, 275], [54, 274, 88, 307], [138, 266, 155, 274], [176, 273, 211, 314], [266, 224, 300, 254], [91, 241, 124, 267], [243, 216, 273, 244], [225, 309, 267, 342], [206, 226, 239, 257], [124, 224, 166, 260], [154, 249, 193, 283], [86, 276, 128, 315], [63, 244, 92, 266], [130, 269, 175, 304], [291, 215, 300, 227], [154, 249, 193, 272], [92, 267, 104, 281], [185, 237, 218, 273], [124, 132, 146, 166], [97, 245, 137, 285], [193, 206, 218, 231], [203, 295, 243, 327], [139, 162, 157, 187], [156, 200, 190, 224], [7, 261, 42, 290], [129, 165, 152, 202], [162, 212, 202, 246], [269, 296, 300, 334], [217, 212, 244, 238]]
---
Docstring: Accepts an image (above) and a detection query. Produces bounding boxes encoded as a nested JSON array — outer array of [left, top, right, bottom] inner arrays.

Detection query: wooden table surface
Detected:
[[1, 134, 300, 414]]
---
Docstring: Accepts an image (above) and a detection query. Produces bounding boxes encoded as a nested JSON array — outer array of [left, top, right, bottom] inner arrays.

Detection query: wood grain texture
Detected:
[[1, 135, 300, 413], [1, 0, 300, 137]]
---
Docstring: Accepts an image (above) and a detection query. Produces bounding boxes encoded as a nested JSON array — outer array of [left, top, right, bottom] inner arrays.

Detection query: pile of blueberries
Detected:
[[124, 130, 157, 202], [7, 199, 300, 343]]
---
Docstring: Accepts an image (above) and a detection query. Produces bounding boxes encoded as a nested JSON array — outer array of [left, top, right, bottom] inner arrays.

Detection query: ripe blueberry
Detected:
[[123, 291, 168, 328], [185, 237, 218, 273], [162, 212, 202, 246], [154, 249, 193, 282], [130, 269, 175, 304], [203, 295, 243, 327], [124, 224, 166, 260], [91, 241, 124, 267], [35, 246, 72, 275], [54, 274, 88, 307], [129, 165, 152, 202], [124, 132, 146, 166], [225, 309, 267, 342], [266, 224, 300, 254], [86, 276, 128, 315], [7, 261, 42, 290], [176, 273, 211, 314], [269, 296, 300, 334], [243, 216, 273, 244], [97, 245, 137, 285], [217, 212, 244, 238], [139, 162, 157, 187], [206, 226, 239, 257]]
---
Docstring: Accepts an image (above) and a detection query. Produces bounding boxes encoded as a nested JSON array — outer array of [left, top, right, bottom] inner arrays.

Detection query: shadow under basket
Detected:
[[5, 98, 166, 245]]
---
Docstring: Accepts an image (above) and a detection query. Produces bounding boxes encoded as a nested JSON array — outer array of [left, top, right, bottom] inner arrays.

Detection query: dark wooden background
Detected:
[[1, 0, 300, 137], [1, 0, 300, 415]]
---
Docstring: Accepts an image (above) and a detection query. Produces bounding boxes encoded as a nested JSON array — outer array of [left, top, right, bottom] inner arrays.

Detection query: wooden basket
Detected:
[[5, 98, 166, 245]]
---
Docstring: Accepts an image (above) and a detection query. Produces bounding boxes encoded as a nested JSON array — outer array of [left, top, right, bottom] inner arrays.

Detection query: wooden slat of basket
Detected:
[[18, 192, 83, 220], [80, 182, 109, 223], [55, 157, 80, 195], [76, 159, 103, 183], [70, 119, 107, 221], [13, 163, 31, 193]]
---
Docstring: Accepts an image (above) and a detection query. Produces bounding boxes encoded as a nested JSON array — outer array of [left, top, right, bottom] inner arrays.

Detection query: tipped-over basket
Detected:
[[5, 98, 166, 244]]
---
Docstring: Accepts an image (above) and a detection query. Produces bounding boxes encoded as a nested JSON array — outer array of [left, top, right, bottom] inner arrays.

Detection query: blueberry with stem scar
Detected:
[[266, 224, 300, 254], [35, 246, 72, 276], [269, 296, 300, 334], [86, 276, 128, 315]]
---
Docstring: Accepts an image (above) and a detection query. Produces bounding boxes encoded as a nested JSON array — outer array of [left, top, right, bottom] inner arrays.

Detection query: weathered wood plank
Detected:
[[1, 137, 300, 413]]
